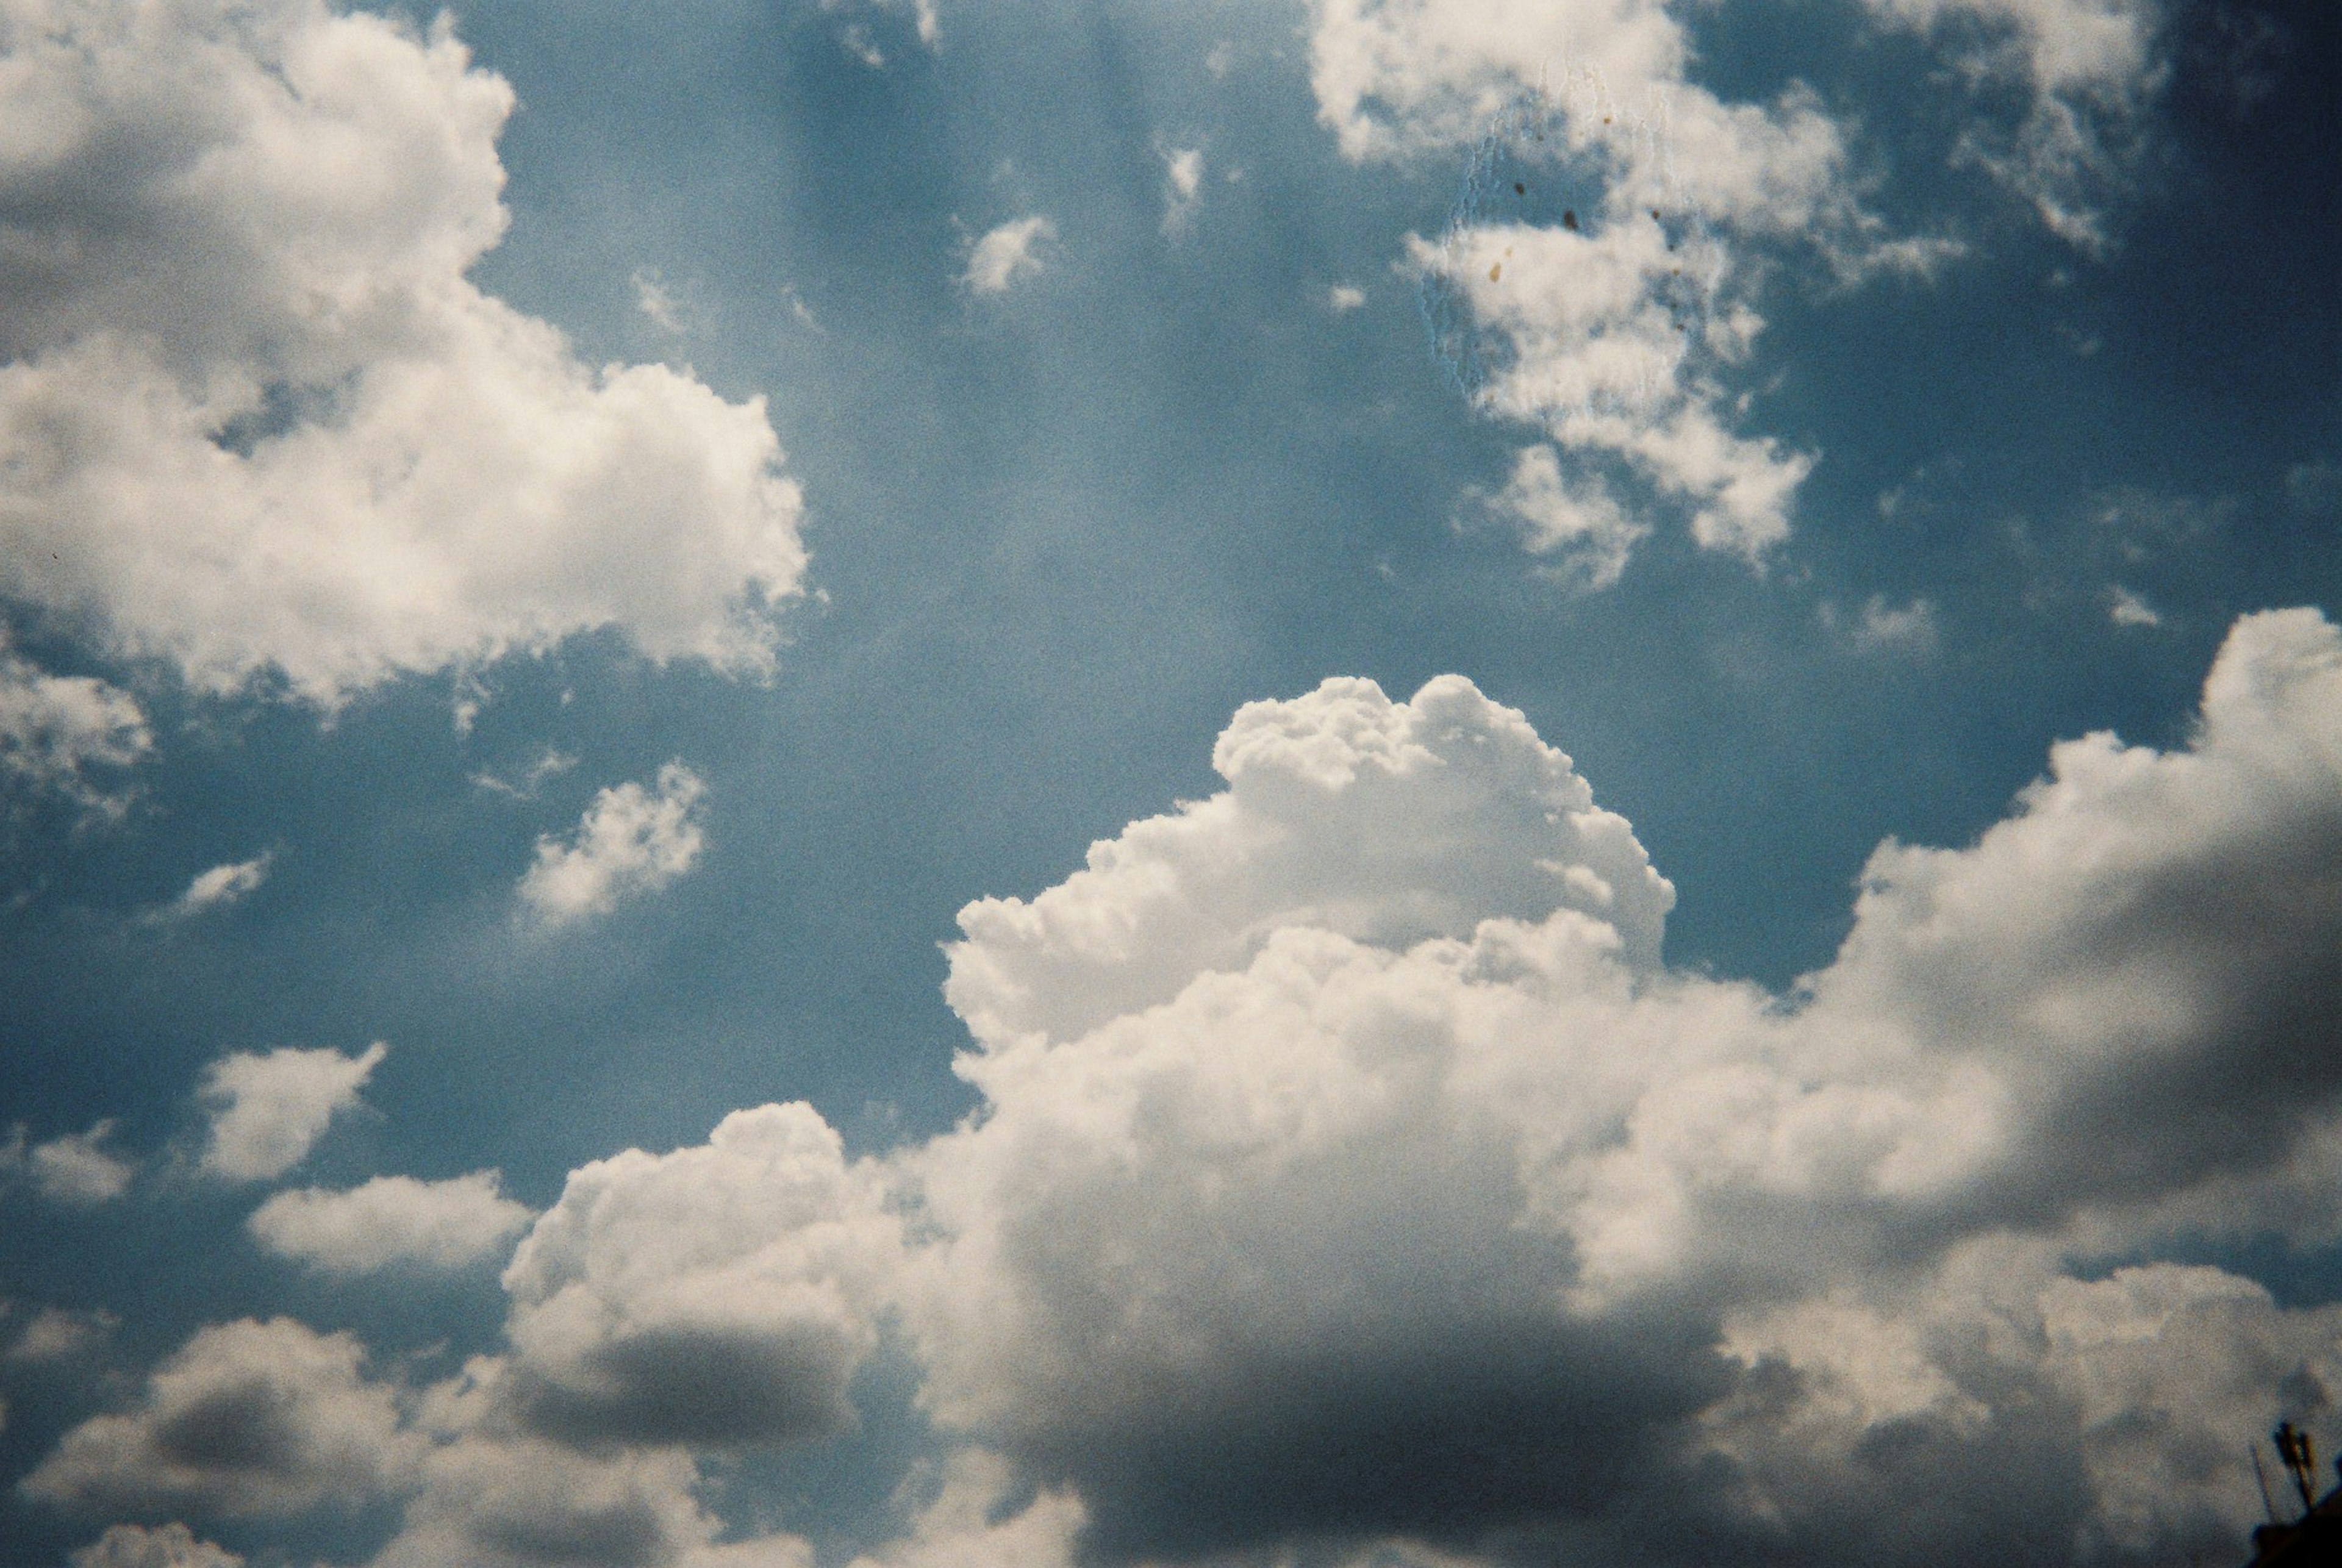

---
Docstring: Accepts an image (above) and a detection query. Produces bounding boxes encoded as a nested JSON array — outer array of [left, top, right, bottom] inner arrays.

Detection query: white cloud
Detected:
[[496, 1102, 901, 1449], [944, 671, 1672, 1051], [198, 1042, 386, 1184], [23, 1317, 417, 1518], [2109, 584, 2160, 626], [1328, 283, 1367, 312], [26, 1120, 135, 1205], [0, 0, 806, 704], [1313, 0, 2163, 577], [1831, 593, 1941, 654], [962, 217, 1056, 295], [518, 762, 707, 926], [6, 1305, 118, 1363], [630, 268, 687, 334], [249, 1172, 534, 1275], [1160, 146, 1205, 234], [876, 607, 2342, 1563], [70, 1523, 245, 1568], [1477, 443, 1647, 589], [0, 646, 149, 813], [59, 610, 2342, 1568], [165, 854, 273, 920], [1863, 0, 2160, 248]]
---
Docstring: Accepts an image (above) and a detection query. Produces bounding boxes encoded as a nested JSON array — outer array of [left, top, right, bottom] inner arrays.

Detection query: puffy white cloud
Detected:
[[518, 763, 707, 926], [25, 1119, 136, 1204], [0, 646, 149, 812], [0, 0, 806, 704], [1328, 283, 1367, 312], [944, 671, 1672, 1050], [498, 1102, 901, 1450], [22, 1317, 416, 1518], [70, 1523, 244, 1568], [249, 1172, 533, 1275], [198, 1042, 385, 1184], [876, 608, 2342, 1564], [962, 217, 1055, 295]]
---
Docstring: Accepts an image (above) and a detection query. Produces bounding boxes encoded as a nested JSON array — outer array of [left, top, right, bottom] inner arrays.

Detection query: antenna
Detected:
[[2254, 1441, 2280, 1527], [2275, 1423, 2319, 1516]]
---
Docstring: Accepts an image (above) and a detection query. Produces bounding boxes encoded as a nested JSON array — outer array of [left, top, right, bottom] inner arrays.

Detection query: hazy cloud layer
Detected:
[[198, 1043, 386, 1184], [0, 0, 806, 702], [249, 1172, 533, 1275]]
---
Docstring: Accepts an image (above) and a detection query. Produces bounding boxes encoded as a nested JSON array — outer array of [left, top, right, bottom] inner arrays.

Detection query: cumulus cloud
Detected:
[[198, 1043, 385, 1184], [249, 1172, 534, 1275], [962, 217, 1056, 295], [23, 1120, 137, 1205], [1328, 283, 1368, 312], [0, 0, 806, 704], [869, 607, 2342, 1564], [22, 1317, 416, 1518], [70, 1523, 245, 1568], [497, 1102, 900, 1450], [518, 762, 707, 926], [53, 610, 2342, 1568], [0, 646, 149, 812]]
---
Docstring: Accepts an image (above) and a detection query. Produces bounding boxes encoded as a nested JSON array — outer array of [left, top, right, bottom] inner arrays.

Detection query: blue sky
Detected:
[[1, 1, 2338, 1565]]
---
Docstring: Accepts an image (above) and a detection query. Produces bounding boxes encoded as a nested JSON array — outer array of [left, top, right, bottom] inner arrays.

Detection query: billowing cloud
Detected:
[[198, 1043, 386, 1184], [43, 610, 2342, 1567], [0, 0, 806, 704], [70, 1523, 244, 1568], [249, 1172, 533, 1275], [944, 670, 1674, 1049], [962, 217, 1056, 295], [497, 1102, 900, 1450], [0, 646, 149, 813], [21, 1317, 416, 1519], [872, 607, 2342, 1564], [518, 763, 707, 926]]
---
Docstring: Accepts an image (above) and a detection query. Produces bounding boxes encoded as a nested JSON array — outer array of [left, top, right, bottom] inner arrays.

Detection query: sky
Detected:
[[0, 0, 2338, 1565]]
